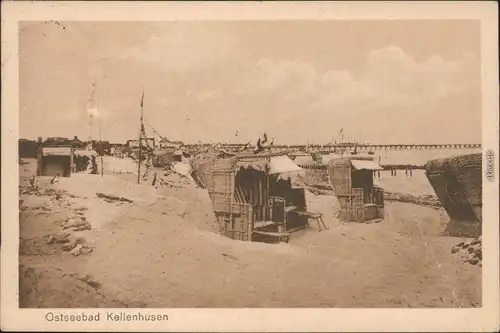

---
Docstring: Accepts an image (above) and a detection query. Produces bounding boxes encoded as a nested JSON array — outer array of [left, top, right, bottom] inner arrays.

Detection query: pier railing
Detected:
[[184, 143, 482, 154]]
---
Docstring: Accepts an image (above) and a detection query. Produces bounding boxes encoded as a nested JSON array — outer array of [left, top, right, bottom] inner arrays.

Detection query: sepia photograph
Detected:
[[2, 1, 499, 332]]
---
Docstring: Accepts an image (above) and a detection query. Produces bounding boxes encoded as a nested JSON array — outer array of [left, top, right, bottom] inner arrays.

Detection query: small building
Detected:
[[37, 145, 73, 177], [424, 153, 482, 237], [327, 156, 384, 222], [191, 152, 313, 242], [19, 139, 38, 159]]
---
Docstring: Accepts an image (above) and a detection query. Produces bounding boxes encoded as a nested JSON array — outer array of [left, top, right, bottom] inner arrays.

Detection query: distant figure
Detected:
[[84, 156, 90, 172], [91, 156, 98, 174], [142, 154, 152, 180], [152, 172, 157, 186], [86, 157, 93, 173], [29, 174, 36, 188], [50, 173, 60, 185]]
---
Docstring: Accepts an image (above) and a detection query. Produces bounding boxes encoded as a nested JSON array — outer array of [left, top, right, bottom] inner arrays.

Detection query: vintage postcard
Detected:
[[1, 1, 499, 332]]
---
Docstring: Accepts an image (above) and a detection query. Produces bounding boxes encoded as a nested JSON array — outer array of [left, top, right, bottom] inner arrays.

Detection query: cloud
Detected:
[[107, 23, 243, 73], [253, 59, 317, 93], [196, 90, 221, 104], [331, 46, 476, 108], [239, 45, 478, 113], [224, 46, 480, 143]]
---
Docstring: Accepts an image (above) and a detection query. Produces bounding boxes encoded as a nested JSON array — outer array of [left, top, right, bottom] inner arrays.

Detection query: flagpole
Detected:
[[137, 91, 144, 184], [99, 117, 103, 178], [340, 128, 344, 157]]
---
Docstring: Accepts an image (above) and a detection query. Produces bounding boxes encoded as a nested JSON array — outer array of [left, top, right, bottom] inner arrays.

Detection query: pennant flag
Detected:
[[262, 132, 268, 144], [140, 91, 145, 108], [253, 138, 262, 154]]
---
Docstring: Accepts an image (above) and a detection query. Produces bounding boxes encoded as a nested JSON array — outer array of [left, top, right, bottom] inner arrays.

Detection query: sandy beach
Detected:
[[18, 157, 481, 308]]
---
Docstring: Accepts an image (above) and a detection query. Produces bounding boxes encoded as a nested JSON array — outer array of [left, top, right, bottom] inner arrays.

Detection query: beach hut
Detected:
[[327, 155, 384, 222], [172, 149, 191, 163], [151, 149, 175, 167], [424, 153, 482, 237], [297, 163, 328, 187], [73, 148, 98, 172], [297, 153, 344, 187], [36, 145, 73, 177], [192, 152, 318, 243]]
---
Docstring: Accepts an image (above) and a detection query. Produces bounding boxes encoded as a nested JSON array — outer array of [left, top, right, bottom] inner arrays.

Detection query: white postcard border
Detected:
[[1, 1, 499, 332]]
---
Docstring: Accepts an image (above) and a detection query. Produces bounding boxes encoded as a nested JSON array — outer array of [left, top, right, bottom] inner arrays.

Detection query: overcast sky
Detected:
[[19, 20, 481, 144]]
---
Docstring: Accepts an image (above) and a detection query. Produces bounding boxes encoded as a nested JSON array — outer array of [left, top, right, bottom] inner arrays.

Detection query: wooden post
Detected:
[[137, 91, 144, 184], [266, 159, 270, 221], [378, 156, 381, 178], [98, 118, 104, 178], [247, 205, 254, 242]]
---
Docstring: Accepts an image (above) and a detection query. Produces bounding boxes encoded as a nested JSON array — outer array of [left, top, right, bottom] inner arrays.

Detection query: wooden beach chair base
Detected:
[[292, 211, 328, 231], [252, 230, 291, 243]]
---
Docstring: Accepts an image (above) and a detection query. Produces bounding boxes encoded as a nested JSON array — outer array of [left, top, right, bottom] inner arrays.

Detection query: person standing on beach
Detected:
[[91, 156, 98, 174], [143, 153, 152, 180]]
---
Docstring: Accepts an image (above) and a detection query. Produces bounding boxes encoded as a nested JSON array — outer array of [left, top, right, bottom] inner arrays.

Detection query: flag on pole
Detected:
[[140, 91, 145, 109], [261, 132, 268, 144]]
